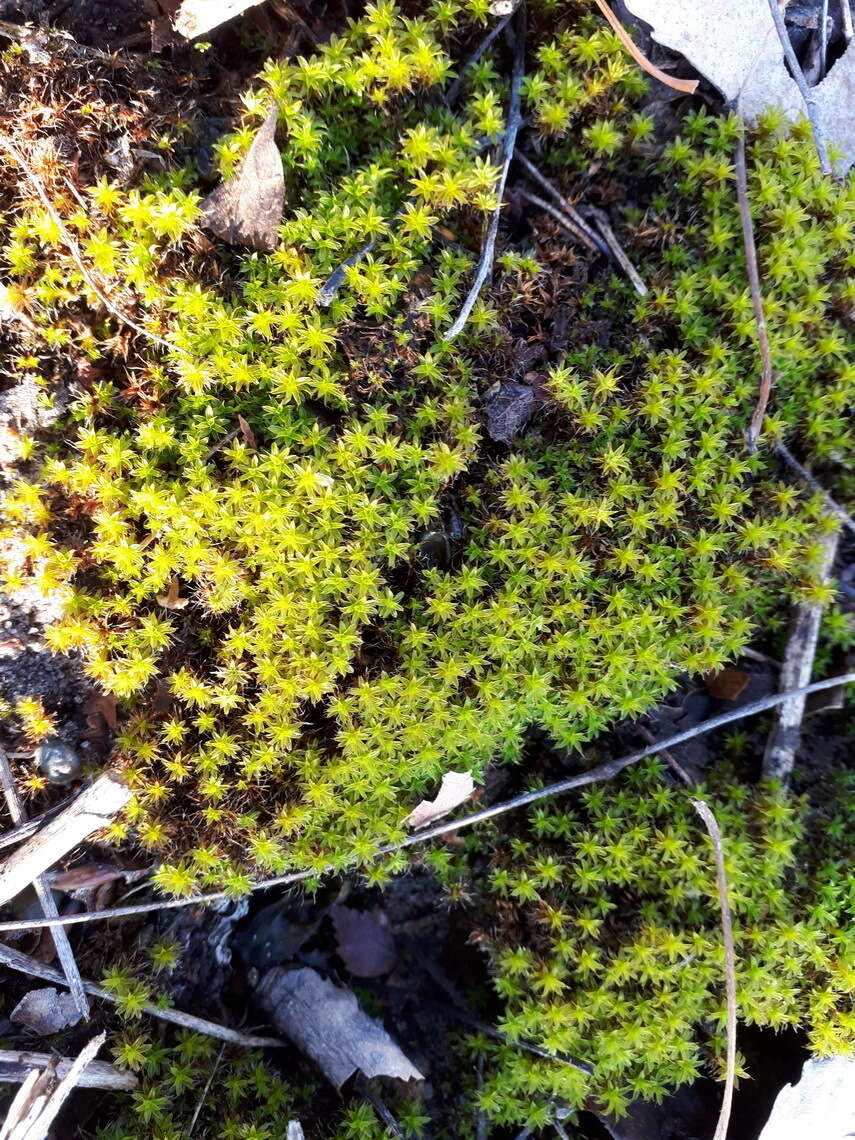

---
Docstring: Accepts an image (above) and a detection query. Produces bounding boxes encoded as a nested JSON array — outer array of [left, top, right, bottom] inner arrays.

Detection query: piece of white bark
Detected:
[[0, 1033, 107, 1140], [174, 0, 264, 40], [0, 773, 131, 907]]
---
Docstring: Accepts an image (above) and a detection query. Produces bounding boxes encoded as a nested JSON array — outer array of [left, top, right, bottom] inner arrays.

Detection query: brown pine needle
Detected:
[[592, 0, 699, 94]]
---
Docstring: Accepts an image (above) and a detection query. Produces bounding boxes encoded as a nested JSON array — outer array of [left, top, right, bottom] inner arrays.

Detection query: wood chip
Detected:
[[174, 0, 264, 38], [257, 967, 423, 1088]]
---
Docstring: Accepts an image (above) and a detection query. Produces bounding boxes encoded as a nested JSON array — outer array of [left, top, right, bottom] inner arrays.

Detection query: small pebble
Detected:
[[35, 740, 82, 785]]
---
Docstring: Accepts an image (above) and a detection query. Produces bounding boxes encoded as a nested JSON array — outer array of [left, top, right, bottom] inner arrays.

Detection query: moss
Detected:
[[0, 3, 852, 899], [469, 761, 855, 1127]]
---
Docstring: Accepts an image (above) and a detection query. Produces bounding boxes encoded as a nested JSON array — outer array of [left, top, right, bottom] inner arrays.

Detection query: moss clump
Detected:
[[470, 761, 855, 1128], [0, 4, 852, 895]]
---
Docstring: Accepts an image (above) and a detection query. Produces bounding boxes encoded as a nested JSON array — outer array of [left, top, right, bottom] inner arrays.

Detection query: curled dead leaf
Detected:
[[405, 770, 476, 830]]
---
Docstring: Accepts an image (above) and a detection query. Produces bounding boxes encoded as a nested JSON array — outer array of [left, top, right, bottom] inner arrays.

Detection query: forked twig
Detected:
[[0, 136, 185, 356], [734, 121, 774, 452], [517, 187, 598, 253], [0, 672, 853, 934], [0, 942, 284, 1049], [765, 0, 832, 174], [691, 799, 737, 1140], [444, 6, 526, 342], [0, 748, 89, 1020], [515, 152, 607, 254]]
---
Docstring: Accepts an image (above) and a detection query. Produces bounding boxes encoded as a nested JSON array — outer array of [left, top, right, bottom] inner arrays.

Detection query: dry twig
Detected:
[[593, 0, 699, 93], [691, 800, 737, 1140], [0, 137, 185, 356], [0, 942, 284, 1049], [0, 1049, 136, 1092], [763, 527, 840, 782], [0, 1032, 106, 1140], [774, 440, 855, 537], [444, 8, 515, 106], [444, 7, 526, 342], [518, 187, 599, 252], [0, 773, 131, 908], [514, 152, 607, 253], [587, 206, 648, 296], [0, 797, 76, 854], [765, 0, 832, 174], [0, 671, 853, 934], [734, 121, 774, 452], [0, 750, 88, 1020]]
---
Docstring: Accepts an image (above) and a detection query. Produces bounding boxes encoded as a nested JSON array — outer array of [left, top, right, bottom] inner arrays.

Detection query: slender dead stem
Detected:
[[734, 122, 775, 452], [518, 187, 598, 252], [0, 136, 185, 356], [765, 0, 832, 174], [774, 440, 855, 537], [443, 6, 526, 342], [0, 748, 89, 1020], [187, 1044, 225, 1136], [763, 527, 839, 782], [587, 206, 648, 296], [0, 941, 284, 1049], [514, 152, 607, 254], [692, 799, 737, 1140], [444, 9, 514, 106], [0, 672, 853, 934], [592, 0, 698, 93]]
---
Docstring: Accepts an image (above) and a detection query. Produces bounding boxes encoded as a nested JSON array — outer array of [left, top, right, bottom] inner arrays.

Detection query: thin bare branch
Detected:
[[0, 942, 284, 1049], [691, 799, 737, 1140], [774, 440, 855, 537], [0, 136, 186, 356], [443, 7, 526, 342], [0, 796, 76, 853], [0, 773, 131, 908], [593, 0, 699, 93], [444, 8, 515, 106], [0, 749, 88, 1020], [734, 121, 775, 452], [587, 206, 648, 296], [765, 0, 832, 174], [0, 1049, 136, 1091], [763, 527, 839, 782], [514, 152, 608, 254], [0, 671, 853, 934], [518, 187, 598, 252]]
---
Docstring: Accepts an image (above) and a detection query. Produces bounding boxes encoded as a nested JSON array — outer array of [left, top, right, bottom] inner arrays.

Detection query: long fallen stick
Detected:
[[0, 749, 88, 1020], [0, 942, 284, 1050], [0, 1049, 136, 1091], [0, 772, 131, 908], [0, 1032, 106, 1140]]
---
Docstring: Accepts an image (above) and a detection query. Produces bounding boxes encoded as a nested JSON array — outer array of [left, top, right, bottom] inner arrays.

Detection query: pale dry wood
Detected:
[[0, 1032, 106, 1140], [692, 800, 737, 1140], [763, 528, 840, 782], [0, 1050, 136, 1091], [175, 0, 264, 38], [587, 207, 648, 296], [0, 941, 284, 1049], [0, 673, 854, 934], [0, 749, 88, 1020], [0, 773, 131, 908]]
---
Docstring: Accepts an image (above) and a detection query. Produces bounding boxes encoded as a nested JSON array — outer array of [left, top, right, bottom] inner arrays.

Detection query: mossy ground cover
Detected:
[[0, 1, 853, 1135]]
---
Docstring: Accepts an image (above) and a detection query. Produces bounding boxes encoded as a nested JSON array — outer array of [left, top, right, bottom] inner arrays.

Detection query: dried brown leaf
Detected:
[[200, 105, 284, 253], [156, 576, 188, 611], [405, 770, 476, 830], [330, 904, 397, 978], [10, 988, 84, 1036], [705, 666, 750, 701]]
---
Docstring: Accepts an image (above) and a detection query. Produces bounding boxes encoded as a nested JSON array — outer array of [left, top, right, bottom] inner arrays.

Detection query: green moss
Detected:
[[471, 761, 855, 1127], [0, 4, 852, 897]]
